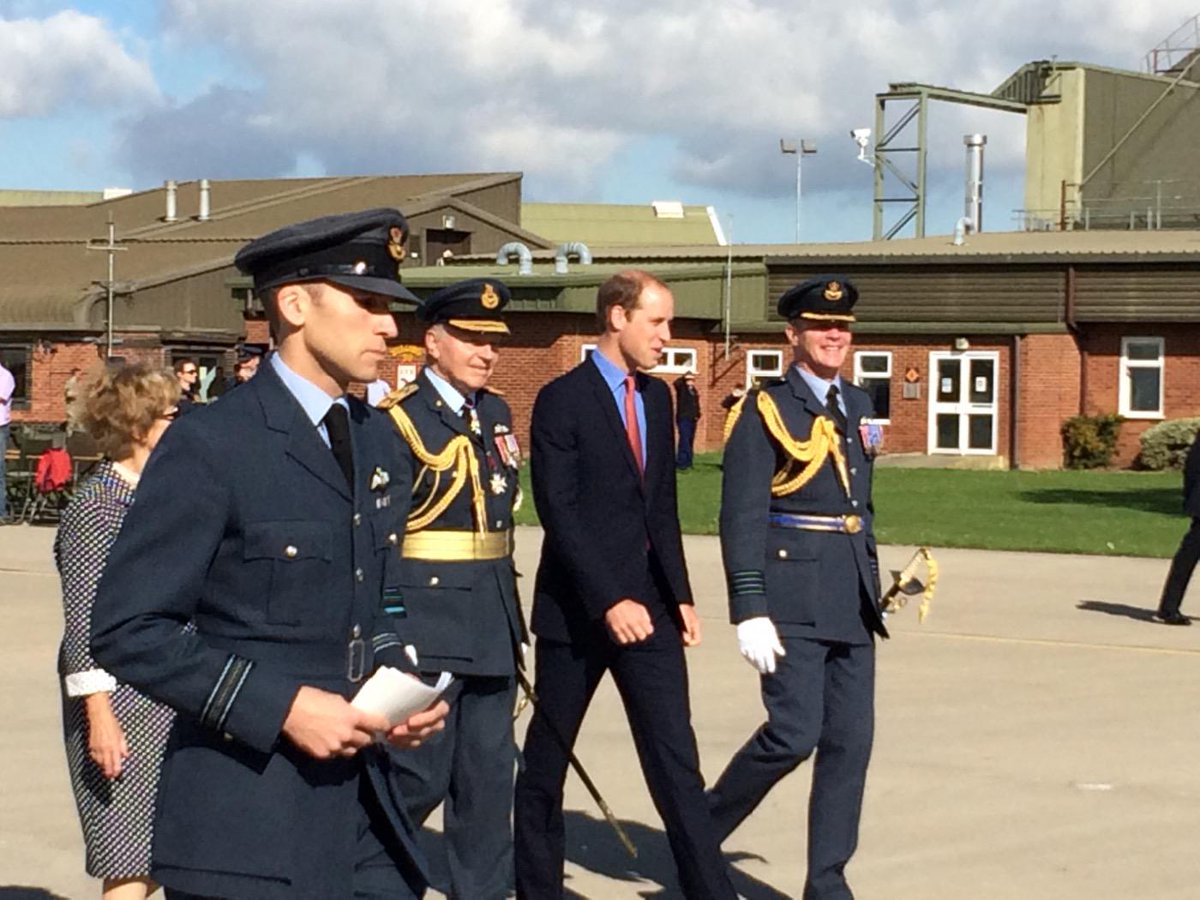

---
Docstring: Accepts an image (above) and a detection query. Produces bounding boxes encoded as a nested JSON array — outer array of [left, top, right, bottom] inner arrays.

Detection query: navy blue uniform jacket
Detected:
[[720, 368, 887, 642], [90, 362, 424, 897], [530, 361, 693, 645], [390, 370, 524, 675]]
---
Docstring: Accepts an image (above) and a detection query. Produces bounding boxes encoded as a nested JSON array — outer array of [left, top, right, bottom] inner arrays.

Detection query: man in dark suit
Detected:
[[1155, 429, 1200, 625], [91, 209, 449, 900], [382, 278, 525, 898], [674, 369, 701, 470], [710, 276, 888, 899], [514, 269, 737, 899]]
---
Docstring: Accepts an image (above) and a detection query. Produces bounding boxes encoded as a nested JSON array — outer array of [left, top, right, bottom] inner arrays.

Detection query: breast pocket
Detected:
[[397, 561, 478, 663], [243, 521, 334, 625]]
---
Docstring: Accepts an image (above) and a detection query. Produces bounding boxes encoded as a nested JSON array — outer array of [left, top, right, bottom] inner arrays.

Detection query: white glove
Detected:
[[736, 617, 785, 674]]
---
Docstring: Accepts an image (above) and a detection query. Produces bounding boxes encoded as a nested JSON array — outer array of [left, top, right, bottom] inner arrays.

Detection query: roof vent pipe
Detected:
[[198, 179, 212, 221], [164, 180, 178, 222], [496, 241, 533, 276], [963, 134, 986, 233], [554, 241, 592, 274], [953, 216, 974, 246]]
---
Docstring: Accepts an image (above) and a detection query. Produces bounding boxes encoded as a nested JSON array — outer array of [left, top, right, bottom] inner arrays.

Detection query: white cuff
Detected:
[[64, 668, 117, 697]]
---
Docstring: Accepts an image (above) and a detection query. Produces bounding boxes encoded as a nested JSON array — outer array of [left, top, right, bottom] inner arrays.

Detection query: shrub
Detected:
[[1061, 413, 1123, 469], [1138, 417, 1200, 470]]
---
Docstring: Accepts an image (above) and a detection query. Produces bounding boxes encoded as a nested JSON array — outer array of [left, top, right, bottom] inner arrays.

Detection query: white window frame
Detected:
[[853, 351, 892, 424], [579, 343, 698, 375], [746, 349, 784, 388], [1118, 336, 1165, 419], [651, 347, 698, 375]]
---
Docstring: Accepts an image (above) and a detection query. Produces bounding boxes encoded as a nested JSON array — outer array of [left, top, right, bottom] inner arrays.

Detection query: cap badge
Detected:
[[481, 283, 501, 310], [353, 260, 368, 275], [824, 281, 844, 302], [387, 226, 407, 262]]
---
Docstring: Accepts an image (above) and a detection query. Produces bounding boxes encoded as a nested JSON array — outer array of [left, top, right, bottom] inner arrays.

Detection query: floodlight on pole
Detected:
[[780, 138, 817, 243]]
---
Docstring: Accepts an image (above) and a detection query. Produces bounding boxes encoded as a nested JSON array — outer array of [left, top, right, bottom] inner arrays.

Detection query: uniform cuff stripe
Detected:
[[201, 655, 254, 730], [728, 570, 767, 596]]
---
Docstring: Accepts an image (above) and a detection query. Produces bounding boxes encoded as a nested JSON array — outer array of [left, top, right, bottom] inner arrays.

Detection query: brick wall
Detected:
[[1014, 332, 1082, 469]]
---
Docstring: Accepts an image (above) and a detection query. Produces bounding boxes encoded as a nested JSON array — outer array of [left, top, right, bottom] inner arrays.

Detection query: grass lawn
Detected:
[[515, 453, 1189, 558]]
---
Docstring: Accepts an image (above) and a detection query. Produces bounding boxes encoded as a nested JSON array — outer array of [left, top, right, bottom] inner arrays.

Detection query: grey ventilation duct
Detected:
[[554, 241, 592, 274], [164, 180, 178, 222], [198, 179, 212, 221], [496, 241, 533, 275]]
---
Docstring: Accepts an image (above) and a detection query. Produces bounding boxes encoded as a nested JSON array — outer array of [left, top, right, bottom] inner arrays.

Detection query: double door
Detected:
[[927, 351, 998, 455]]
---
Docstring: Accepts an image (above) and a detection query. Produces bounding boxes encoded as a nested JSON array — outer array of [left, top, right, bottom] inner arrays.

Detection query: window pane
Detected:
[[968, 359, 995, 404], [936, 360, 960, 402], [861, 377, 890, 419], [968, 414, 994, 450], [1129, 368, 1161, 412], [858, 353, 889, 374], [1125, 340, 1161, 362], [936, 414, 959, 450], [0, 346, 29, 405]]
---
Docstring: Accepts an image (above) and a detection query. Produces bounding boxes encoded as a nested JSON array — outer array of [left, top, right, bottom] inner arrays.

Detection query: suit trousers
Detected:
[[1159, 517, 1200, 617], [708, 637, 875, 900], [389, 674, 518, 899], [676, 418, 697, 470], [514, 610, 736, 900], [163, 771, 424, 900]]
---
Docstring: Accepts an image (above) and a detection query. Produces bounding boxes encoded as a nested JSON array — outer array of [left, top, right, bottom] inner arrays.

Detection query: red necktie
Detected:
[[624, 374, 644, 474]]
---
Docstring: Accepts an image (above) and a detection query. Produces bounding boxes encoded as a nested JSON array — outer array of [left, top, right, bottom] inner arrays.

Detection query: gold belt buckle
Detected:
[[347, 638, 366, 683], [843, 515, 863, 534]]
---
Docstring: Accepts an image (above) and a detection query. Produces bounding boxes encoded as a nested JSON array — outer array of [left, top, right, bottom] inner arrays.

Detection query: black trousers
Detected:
[[514, 612, 737, 900], [389, 674, 517, 900], [1159, 517, 1200, 616], [708, 638, 875, 900]]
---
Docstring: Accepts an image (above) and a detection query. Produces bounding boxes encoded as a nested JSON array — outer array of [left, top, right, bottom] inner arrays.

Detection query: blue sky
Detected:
[[0, 1, 1194, 243]]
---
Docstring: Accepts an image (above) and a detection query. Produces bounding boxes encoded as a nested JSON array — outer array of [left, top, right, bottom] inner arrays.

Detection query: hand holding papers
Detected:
[[352, 666, 453, 730]]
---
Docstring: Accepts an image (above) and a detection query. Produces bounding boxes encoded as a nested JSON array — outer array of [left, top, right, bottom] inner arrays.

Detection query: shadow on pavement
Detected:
[[1018, 487, 1179, 516], [0, 889, 71, 900], [1076, 600, 1159, 622], [562, 810, 794, 900]]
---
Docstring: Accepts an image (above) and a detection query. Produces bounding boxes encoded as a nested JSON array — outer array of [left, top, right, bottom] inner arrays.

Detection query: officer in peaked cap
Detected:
[[379, 277, 526, 899], [91, 207, 449, 900], [706, 274, 889, 899]]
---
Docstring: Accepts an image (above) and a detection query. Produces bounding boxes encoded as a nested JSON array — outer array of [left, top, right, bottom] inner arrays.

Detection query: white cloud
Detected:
[[0, 10, 158, 117], [140, 0, 1199, 198]]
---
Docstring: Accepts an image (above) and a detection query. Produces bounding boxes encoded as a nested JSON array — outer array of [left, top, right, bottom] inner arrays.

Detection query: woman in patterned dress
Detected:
[[58, 363, 180, 900]]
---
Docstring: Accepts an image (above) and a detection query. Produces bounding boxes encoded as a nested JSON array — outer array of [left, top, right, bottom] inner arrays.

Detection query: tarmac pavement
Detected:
[[2, 523, 1198, 899]]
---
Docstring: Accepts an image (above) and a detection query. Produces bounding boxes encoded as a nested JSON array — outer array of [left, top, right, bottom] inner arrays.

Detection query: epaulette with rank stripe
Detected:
[[376, 381, 419, 410]]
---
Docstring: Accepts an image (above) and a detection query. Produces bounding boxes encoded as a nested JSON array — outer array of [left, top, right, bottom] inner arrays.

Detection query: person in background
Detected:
[[172, 358, 199, 415], [1155, 428, 1200, 625], [0, 357, 14, 523], [57, 363, 181, 900], [673, 369, 701, 470], [365, 375, 392, 407]]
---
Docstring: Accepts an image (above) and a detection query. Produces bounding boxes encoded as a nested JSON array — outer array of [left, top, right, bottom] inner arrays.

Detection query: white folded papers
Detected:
[[352, 667, 453, 728]]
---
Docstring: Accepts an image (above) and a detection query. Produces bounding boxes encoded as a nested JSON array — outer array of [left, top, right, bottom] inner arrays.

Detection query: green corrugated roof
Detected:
[[520, 202, 721, 247]]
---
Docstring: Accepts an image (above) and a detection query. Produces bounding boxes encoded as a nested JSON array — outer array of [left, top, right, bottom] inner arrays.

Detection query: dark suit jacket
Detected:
[[389, 369, 524, 676], [1185, 431, 1200, 518], [91, 361, 424, 898], [530, 359, 692, 645], [720, 367, 887, 643]]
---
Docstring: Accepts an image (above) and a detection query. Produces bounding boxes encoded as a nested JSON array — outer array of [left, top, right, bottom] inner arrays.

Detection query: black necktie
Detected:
[[826, 383, 848, 435], [323, 404, 354, 488]]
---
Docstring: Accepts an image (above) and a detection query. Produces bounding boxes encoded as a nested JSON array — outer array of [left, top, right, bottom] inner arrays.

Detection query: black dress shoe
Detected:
[[1154, 611, 1192, 626]]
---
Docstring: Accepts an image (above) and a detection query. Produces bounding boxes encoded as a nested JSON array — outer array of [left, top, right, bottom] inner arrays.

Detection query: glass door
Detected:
[[927, 351, 998, 454]]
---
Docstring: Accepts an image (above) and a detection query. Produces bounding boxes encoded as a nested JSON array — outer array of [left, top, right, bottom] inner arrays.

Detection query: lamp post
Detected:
[[779, 138, 817, 243]]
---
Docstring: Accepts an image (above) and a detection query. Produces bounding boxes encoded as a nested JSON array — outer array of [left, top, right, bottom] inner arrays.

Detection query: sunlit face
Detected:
[[177, 364, 198, 388], [425, 324, 500, 395], [786, 319, 853, 380], [141, 405, 178, 453], [277, 282, 399, 393], [613, 282, 674, 372]]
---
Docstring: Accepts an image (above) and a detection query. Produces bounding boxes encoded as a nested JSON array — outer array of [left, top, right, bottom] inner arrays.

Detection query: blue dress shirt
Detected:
[[591, 349, 647, 467], [269, 352, 349, 449]]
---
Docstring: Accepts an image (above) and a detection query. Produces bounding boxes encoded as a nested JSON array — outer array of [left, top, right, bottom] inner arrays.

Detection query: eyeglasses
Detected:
[[181, 368, 197, 375]]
